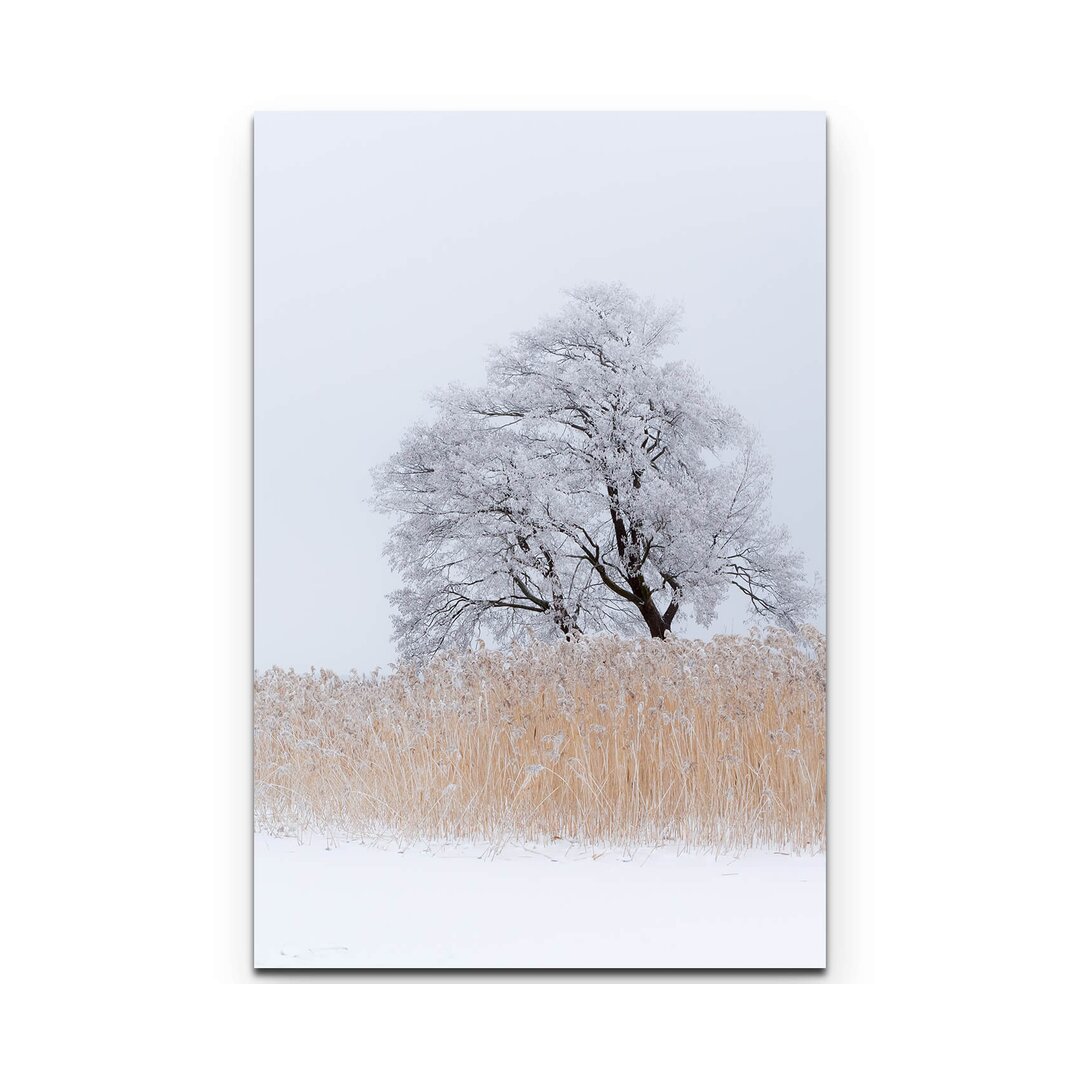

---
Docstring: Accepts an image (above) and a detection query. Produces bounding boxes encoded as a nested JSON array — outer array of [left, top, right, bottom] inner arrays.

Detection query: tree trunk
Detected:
[[628, 578, 669, 638]]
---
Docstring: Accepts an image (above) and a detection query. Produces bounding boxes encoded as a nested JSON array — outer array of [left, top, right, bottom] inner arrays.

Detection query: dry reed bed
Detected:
[[255, 628, 825, 852]]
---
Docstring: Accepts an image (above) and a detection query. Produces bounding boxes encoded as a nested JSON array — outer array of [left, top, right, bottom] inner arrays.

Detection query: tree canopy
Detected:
[[373, 283, 818, 662]]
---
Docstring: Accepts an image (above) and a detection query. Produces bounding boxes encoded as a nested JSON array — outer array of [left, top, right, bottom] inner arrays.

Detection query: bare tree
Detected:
[[373, 283, 818, 662]]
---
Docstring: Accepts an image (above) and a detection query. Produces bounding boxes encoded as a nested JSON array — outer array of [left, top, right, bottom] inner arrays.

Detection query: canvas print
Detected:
[[254, 112, 825, 968]]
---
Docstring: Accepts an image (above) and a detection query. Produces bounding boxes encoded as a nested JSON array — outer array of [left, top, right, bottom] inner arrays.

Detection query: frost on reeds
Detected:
[[255, 628, 825, 852]]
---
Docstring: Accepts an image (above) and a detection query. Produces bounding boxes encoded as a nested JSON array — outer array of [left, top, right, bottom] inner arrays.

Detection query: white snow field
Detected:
[[255, 833, 825, 969]]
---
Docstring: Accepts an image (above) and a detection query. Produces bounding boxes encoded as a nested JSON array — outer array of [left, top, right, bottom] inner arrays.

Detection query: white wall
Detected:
[[4, 0, 1078, 1065]]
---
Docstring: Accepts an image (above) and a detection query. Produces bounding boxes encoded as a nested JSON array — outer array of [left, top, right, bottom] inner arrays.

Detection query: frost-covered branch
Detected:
[[372, 283, 819, 662]]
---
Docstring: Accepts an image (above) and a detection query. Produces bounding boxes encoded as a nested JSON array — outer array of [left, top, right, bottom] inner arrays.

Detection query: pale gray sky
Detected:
[[255, 112, 824, 674]]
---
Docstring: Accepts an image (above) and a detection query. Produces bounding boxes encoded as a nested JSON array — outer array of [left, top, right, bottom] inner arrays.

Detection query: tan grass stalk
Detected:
[[254, 628, 825, 852]]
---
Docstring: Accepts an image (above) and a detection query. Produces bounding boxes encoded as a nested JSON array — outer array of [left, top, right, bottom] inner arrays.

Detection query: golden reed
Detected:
[[255, 628, 825, 852]]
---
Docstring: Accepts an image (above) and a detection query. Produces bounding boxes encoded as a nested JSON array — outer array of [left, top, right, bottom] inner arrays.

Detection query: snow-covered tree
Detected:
[[373, 283, 818, 662]]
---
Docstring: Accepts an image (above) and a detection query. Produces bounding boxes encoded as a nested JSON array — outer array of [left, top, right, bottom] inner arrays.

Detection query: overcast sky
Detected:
[[255, 112, 824, 674]]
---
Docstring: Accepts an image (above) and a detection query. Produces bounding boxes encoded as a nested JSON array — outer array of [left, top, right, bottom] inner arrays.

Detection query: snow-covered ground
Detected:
[[255, 833, 825, 968]]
